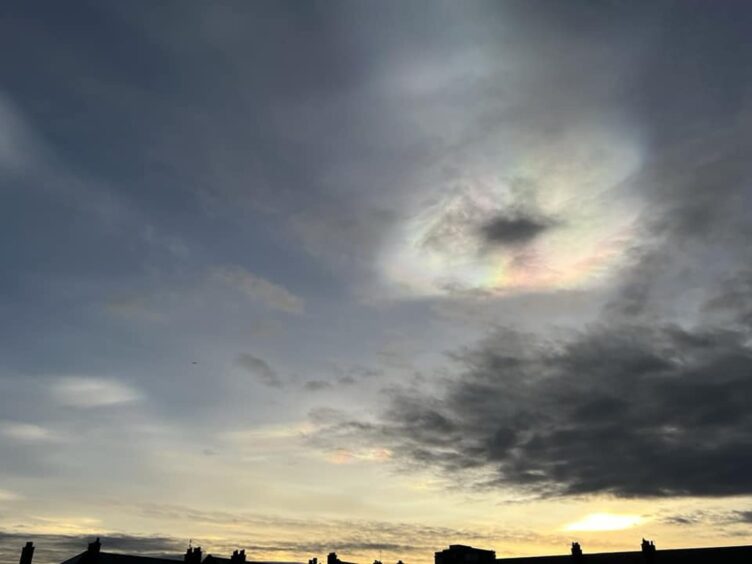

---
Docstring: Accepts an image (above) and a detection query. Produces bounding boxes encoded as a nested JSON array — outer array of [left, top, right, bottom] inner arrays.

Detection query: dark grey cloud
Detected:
[[318, 306, 752, 497], [661, 508, 752, 527], [479, 213, 553, 246], [303, 380, 333, 392], [236, 354, 283, 388]]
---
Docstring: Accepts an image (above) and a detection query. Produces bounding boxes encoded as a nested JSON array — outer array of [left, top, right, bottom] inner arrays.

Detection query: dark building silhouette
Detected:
[[56, 541, 305, 564], [570, 543, 582, 563], [185, 548, 203, 564], [202, 551, 303, 564], [486, 539, 752, 563], [203, 556, 302, 564], [435, 545, 495, 564], [60, 538, 179, 564], [327, 553, 356, 564], [20, 537, 752, 564], [20, 542, 35, 564]]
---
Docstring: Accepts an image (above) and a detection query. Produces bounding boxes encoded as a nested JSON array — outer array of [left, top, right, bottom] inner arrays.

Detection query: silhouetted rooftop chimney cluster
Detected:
[[19, 535, 752, 564], [89, 539, 102, 555], [570, 542, 582, 561], [185, 546, 203, 564], [642, 539, 656, 562], [81, 538, 102, 564]]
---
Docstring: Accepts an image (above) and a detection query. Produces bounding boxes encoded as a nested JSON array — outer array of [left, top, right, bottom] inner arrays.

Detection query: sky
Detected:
[[1, 1, 752, 562]]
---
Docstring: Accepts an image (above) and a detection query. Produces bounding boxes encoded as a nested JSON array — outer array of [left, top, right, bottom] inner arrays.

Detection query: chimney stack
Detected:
[[19, 542, 34, 564], [231, 550, 246, 564], [81, 538, 102, 564], [570, 542, 583, 562], [641, 539, 656, 562], [327, 553, 339, 564], [184, 547, 202, 564], [88, 538, 102, 555]]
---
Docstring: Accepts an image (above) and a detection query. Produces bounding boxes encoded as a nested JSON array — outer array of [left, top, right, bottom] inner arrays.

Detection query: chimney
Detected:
[[309, 558, 318, 564], [570, 542, 583, 561], [19, 542, 34, 564], [184, 547, 202, 564], [327, 553, 338, 564], [641, 539, 656, 562], [88, 538, 102, 555], [231, 550, 246, 564], [81, 538, 102, 564]]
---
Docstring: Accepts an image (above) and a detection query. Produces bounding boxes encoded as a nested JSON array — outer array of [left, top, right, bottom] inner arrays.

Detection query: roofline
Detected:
[[497, 543, 752, 561]]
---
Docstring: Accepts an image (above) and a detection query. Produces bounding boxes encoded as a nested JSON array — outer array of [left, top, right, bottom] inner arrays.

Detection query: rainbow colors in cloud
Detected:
[[380, 124, 644, 297]]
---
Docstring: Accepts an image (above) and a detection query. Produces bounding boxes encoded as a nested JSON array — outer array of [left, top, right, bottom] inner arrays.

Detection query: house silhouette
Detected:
[[15, 538, 752, 564]]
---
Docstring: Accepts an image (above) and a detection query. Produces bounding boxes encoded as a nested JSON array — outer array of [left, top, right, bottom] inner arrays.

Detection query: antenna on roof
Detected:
[[189, 539, 193, 550]]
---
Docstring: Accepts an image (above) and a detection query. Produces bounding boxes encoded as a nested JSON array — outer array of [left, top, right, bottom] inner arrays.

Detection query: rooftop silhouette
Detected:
[[16, 538, 752, 564]]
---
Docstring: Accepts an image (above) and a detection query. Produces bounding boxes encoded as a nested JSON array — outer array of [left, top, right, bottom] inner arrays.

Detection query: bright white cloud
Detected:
[[50, 377, 141, 408], [564, 513, 643, 532], [0, 421, 55, 442]]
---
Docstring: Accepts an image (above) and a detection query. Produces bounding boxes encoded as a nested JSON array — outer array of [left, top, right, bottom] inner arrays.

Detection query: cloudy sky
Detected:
[[2, 1, 752, 562]]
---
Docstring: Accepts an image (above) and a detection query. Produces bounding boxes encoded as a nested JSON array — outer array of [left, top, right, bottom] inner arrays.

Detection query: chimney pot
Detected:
[[20, 542, 35, 564], [184, 547, 202, 564], [88, 539, 102, 555], [570, 542, 583, 560]]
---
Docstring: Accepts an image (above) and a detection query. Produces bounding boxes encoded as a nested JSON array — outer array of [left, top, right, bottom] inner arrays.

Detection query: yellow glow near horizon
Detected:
[[564, 513, 643, 532]]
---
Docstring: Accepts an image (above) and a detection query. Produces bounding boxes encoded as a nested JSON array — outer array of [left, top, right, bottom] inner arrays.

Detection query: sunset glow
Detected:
[[2, 2, 751, 564]]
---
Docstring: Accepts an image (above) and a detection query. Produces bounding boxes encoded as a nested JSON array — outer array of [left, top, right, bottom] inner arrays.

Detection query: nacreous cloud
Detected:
[[378, 124, 643, 297]]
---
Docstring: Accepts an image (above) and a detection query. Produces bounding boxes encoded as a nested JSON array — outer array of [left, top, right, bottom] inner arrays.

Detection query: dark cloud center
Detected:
[[480, 214, 552, 246]]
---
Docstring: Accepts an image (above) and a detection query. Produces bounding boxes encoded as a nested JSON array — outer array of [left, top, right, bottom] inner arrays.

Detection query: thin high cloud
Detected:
[[213, 266, 304, 315], [50, 378, 141, 408], [0, 422, 56, 443]]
